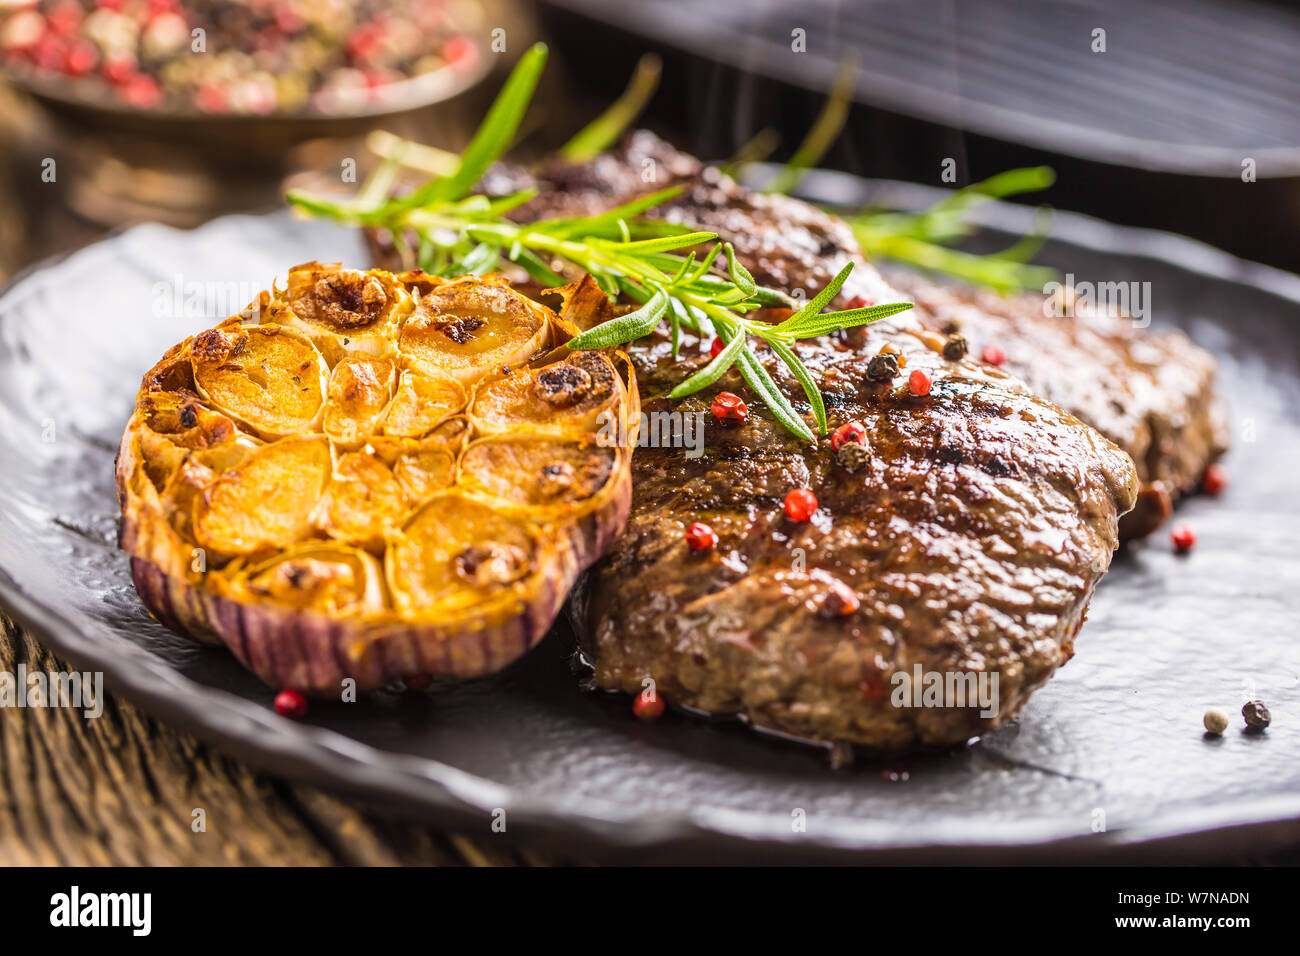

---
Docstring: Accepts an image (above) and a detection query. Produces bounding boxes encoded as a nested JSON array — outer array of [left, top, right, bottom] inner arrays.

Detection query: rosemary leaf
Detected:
[[690, 243, 722, 280], [391, 43, 548, 212], [366, 129, 460, 176], [776, 261, 855, 329], [762, 54, 857, 196], [463, 223, 516, 248], [668, 298, 683, 359], [736, 347, 814, 442], [285, 191, 352, 221], [592, 270, 621, 300], [568, 289, 669, 349], [356, 153, 403, 210], [615, 275, 652, 304], [719, 127, 780, 178], [507, 243, 566, 286], [559, 53, 662, 161], [478, 189, 539, 218], [841, 167, 1058, 293], [689, 274, 792, 308], [773, 300, 914, 339], [670, 252, 697, 285], [668, 326, 746, 398], [442, 242, 500, 277], [390, 228, 414, 270], [416, 232, 436, 272], [667, 295, 709, 336], [592, 231, 717, 256], [544, 187, 684, 238], [724, 242, 756, 297], [708, 286, 752, 307], [766, 338, 827, 434]]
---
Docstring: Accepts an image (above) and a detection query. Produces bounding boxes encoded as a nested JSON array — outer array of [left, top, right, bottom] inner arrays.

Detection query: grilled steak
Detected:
[[369, 130, 1223, 536], [569, 318, 1138, 748]]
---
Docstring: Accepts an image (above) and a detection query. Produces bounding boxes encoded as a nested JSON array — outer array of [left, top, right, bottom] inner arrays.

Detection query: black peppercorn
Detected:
[[1242, 699, 1271, 730], [837, 441, 871, 473], [942, 334, 969, 361], [867, 352, 900, 382]]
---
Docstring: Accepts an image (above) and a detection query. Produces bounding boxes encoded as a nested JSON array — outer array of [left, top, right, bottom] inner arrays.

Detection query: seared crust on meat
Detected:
[[570, 319, 1138, 748], [889, 272, 1228, 539]]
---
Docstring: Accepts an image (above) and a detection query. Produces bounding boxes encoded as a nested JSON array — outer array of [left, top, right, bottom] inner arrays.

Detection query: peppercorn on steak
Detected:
[[116, 262, 637, 695]]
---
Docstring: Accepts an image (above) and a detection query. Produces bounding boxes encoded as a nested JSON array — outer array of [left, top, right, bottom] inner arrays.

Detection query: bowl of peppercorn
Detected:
[[0, 0, 495, 168]]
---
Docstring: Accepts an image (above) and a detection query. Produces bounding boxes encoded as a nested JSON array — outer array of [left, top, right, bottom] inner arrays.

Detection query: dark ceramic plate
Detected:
[[1, 184, 1298, 864]]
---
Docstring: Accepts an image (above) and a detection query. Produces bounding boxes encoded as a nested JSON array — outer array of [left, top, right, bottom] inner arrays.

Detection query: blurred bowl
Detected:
[[1, 42, 493, 171]]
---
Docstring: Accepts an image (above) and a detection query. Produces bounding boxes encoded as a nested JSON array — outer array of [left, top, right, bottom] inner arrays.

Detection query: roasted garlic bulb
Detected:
[[117, 263, 637, 696]]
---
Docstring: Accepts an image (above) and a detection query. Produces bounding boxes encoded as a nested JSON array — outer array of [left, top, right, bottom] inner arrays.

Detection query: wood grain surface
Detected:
[[0, 614, 562, 866]]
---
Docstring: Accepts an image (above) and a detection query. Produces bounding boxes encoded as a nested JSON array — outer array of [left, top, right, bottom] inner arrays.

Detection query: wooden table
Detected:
[[0, 614, 563, 866]]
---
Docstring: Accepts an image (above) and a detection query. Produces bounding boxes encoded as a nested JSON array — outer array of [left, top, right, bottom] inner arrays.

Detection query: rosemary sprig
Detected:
[[842, 168, 1059, 293], [287, 43, 914, 441], [742, 64, 1057, 294], [718, 127, 781, 178]]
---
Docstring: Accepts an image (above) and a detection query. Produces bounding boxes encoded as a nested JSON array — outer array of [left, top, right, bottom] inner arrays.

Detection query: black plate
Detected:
[[1, 187, 1298, 864]]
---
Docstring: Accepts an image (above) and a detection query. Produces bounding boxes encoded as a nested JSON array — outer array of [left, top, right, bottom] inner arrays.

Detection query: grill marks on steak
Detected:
[[571, 323, 1138, 747], [887, 272, 1229, 538]]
